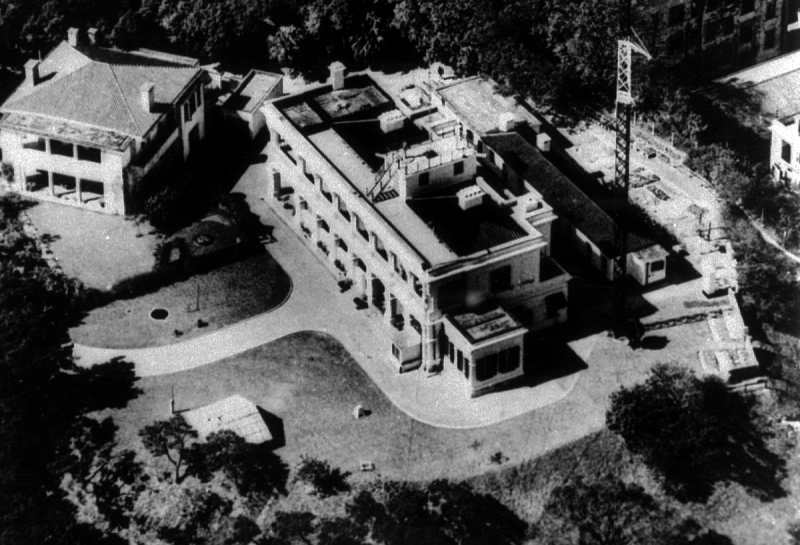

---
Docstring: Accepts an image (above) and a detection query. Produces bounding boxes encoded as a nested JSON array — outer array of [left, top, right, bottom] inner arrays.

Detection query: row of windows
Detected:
[[668, 0, 774, 26], [475, 346, 521, 382], [289, 152, 423, 298], [669, 19, 776, 52], [23, 137, 102, 163]]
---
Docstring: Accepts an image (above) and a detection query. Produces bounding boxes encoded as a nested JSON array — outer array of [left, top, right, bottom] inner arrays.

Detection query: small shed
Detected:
[[184, 394, 272, 443]]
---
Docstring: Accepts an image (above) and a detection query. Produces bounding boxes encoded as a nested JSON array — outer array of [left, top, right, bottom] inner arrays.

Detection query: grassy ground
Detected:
[[70, 251, 291, 348], [25, 200, 160, 290], [102, 332, 600, 484]]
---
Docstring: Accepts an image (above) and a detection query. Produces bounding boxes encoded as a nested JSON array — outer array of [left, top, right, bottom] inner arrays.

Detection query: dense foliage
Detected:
[[607, 364, 785, 502], [0, 195, 140, 545]]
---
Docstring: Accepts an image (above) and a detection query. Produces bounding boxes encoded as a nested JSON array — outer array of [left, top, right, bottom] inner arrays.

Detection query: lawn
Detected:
[[70, 251, 291, 348], [103, 331, 603, 484], [25, 200, 159, 290]]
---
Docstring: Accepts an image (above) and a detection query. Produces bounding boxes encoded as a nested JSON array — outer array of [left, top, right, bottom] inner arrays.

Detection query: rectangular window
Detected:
[[704, 21, 718, 43], [721, 16, 734, 36], [77, 145, 102, 163], [22, 136, 46, 151], [487, 149, 496, 165], [489, 266, 512, 293], [650, 259, 666, 272], [507, 346, 520, 372], [739, 22, 753, 44], [485, 352, 498, 380], [497, 349, 509, 374], [448, 341, 455, 362], [766, 1, 777, 19], [456, 350, 463, 371], [784, 141, 793, 163], [765, 28, 776, 49], [50, 139, 74, 157], [438, 278, 464, 309], [419, 171, 430, 186], [391, 344, 400, 360], [453, 161, 464, 176], [464, 358, 470, 379], [669, 4, 685, 25], [410, 315, 421, 334], [740, 0, 754, 15]]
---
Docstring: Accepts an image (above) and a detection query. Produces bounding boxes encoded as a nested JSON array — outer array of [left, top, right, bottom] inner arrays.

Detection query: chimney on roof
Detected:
[[24, 59, 40, 88], [141, 82, 155, 113], [537, 132, 551, 152], [67, 27, 80, 47], [498, 112, 516, 132], [329, 62, 346, 91], [88, 28, 99, 45], [457, 185, 485, 210]]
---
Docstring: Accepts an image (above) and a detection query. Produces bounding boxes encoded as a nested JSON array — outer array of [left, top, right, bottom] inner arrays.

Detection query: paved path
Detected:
[[74, 159, 589, 429]]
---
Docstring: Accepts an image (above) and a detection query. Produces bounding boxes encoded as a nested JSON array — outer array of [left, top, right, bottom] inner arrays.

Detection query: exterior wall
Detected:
[[178, 83, 206, 159], [640, 0, 787, 74], [401, 154, 477, 199], [262, 99, 568, 386], [440, 320, 525, 397], [770, 118, 800, 187], [0, 128, 129, 215]]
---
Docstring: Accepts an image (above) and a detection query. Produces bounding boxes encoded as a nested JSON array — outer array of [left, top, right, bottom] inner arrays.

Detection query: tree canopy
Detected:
[[606, 364, 786, 501]]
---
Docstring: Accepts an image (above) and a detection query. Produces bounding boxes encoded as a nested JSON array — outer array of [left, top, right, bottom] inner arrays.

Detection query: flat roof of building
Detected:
[[223, 69, 282, 113], [437, 77, 539, 135], [449, 306, 526, 345], [183, 395, 271, 444], [482, 132, 655, 257], [406, 180, 528, 258], [714, 49, 800, 124]]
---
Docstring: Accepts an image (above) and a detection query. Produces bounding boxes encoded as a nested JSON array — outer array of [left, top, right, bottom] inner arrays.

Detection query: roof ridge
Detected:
[[105, 63, 143, 135]]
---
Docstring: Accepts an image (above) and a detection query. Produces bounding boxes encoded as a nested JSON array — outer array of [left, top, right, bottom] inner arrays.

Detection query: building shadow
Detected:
[[257, 406, 286, 451]]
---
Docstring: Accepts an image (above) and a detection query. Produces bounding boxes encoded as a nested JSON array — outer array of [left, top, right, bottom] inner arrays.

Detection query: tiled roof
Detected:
[[713, 50, 800, 125], [1, 42, 201, 139], [482, 132, 654, 258]]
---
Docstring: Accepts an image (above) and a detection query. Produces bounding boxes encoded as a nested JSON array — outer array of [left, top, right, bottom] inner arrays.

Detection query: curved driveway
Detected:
[[74, 162, 590, 429]]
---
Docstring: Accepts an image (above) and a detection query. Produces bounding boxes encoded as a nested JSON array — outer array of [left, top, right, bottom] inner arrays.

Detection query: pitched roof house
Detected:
[[0, 28, 206, 215]]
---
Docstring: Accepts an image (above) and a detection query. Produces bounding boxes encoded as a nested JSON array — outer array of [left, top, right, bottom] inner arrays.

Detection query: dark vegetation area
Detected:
[[1, 0, 799, 543]]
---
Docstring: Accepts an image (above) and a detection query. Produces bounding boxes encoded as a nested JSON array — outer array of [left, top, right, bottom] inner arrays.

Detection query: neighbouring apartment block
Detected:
[[0, 28, 206, 215], [639, 0, 789, 72], [710, 48, 800, 187], [260, 65, 571, 397]]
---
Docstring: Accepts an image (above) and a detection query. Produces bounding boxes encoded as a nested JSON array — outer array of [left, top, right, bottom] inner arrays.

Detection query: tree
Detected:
[[139, 414, 198, 483], [538, 475, 679, 545], [192, 430, 289, 502], [607, 364, 786, 501], [270, 511, 316, 545], [294, 456, 350, 498]]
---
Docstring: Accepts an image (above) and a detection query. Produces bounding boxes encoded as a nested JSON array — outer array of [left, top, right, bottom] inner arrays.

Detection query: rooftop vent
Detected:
[[88, 27, 99, 45], [329, 61, 346, 91], [141, 82, 154, 113], [457, 185, 485, 210], [379, 109, 405, 133]]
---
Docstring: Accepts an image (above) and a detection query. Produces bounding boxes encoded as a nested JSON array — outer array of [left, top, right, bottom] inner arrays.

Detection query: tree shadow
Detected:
[[57, 356, 143, 414]]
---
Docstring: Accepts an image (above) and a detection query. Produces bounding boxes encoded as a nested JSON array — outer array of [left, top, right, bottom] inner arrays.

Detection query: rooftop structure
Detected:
[[183, 395, 272, 443], [222, 70, 283, 114]]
